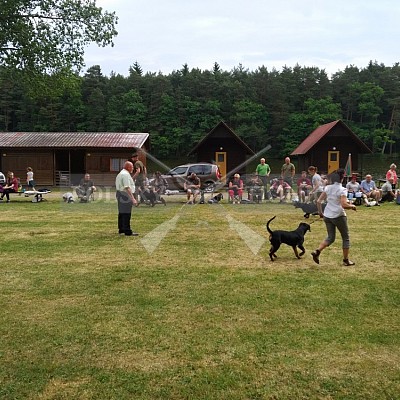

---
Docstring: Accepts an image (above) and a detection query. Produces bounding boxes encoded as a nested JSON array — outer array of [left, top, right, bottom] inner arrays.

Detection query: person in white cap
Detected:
[[228, 173, 244, 204]]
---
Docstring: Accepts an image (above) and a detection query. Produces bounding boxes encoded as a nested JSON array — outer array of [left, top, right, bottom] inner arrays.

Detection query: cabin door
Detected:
[[328, 151, 339, 174], [215, 152, 227, 180]]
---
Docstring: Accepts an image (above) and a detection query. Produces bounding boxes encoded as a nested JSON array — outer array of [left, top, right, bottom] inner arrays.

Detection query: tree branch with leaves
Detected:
[[0, 0, 118, 75]]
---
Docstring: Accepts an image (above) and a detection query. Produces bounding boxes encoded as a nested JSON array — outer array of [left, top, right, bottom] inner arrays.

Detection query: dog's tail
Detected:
[[266, 216, 276, 234]]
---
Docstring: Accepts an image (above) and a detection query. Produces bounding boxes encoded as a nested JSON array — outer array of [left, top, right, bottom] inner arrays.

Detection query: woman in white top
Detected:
[[311, 168, 357, 266]]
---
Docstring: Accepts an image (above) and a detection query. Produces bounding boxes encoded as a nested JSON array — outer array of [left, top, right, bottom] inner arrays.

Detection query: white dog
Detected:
[[62, 192, 74, 203]]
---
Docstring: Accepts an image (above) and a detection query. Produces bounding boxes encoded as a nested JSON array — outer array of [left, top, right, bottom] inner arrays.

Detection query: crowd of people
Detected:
[[235, 157, 399, 208], [344, 163, 399, 206], [1, 154, 398, 244]]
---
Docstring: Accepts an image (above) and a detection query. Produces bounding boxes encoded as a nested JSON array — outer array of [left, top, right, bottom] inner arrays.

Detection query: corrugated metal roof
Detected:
[[291, 121, 339, 155], [291, 120, 371, 155], [0, 132, 149, 148]]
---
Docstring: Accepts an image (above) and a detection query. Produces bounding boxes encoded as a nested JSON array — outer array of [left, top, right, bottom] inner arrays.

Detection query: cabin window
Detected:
[[110, 158, 126, 172]]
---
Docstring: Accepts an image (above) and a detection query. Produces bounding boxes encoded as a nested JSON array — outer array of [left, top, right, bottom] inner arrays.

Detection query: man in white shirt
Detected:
[[115, 161, 138, 236]]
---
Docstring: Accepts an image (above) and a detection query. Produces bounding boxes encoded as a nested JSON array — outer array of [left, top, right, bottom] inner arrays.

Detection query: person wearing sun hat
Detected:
[[228, 173, 244, 204]]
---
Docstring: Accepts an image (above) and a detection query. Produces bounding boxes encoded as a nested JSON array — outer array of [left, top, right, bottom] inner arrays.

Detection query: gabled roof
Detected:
[[0, 132, 149, 148], [291, 120, 371, 155], [188, 121, 255, 156]]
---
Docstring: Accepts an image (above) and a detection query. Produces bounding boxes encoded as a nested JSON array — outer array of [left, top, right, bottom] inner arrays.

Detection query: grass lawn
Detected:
[[0, 190, 399, 399]]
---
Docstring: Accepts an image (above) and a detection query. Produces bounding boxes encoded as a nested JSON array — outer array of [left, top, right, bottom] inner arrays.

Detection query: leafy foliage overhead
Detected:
[[0, 0, 118, 74]]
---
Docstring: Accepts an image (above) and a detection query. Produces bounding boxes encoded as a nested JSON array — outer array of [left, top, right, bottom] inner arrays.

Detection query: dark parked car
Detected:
[[161, 163, 221, 191]]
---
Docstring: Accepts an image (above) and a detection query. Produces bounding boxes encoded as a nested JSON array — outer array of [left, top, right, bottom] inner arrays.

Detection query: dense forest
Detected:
[[1, 60, 400, 158]]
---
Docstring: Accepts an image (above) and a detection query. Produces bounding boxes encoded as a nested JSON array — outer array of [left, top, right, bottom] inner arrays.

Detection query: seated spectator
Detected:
[[141, 179, 157, 206], [184, 172, 201, 204], [271, 177, 292, 203], [360, 174, 382, 203], [229, 173, 244, 204], [248, 174, 263, 203], [0, 171, 19, 202], [152, 171, 167, 204], [346, 174, 364, 204], [297, 171, 312, 202], [381, 178, 396, 202], [76, 173, 96, 202]]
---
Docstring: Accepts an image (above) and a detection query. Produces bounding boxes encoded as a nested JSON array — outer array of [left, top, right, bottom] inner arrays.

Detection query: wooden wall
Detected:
[[1, 151, 53, 185], [0, 148, 147, 187]]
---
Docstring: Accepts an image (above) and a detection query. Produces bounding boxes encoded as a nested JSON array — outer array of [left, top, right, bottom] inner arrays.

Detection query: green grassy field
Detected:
[[1, 191, 399, 399]]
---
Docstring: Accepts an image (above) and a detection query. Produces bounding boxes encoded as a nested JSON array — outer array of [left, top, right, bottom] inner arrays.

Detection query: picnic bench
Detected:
[[7, 189, 52, 202]]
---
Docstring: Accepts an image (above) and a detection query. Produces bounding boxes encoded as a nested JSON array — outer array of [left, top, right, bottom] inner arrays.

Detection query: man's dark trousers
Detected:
[[116, 190, 133, 235]]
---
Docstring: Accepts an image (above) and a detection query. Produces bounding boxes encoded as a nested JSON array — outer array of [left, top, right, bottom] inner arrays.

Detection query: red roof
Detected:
[[291, 120, 371, 155], [0, 132, 149, 148]]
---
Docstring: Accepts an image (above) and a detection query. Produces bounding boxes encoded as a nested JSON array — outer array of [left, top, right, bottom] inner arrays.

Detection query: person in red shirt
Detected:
[[228, 173, 244, 204], [386, 163, 397, 190], [0, 171, 19, 202], [271, 177, 292, 203], [297, 171, 312, 202]]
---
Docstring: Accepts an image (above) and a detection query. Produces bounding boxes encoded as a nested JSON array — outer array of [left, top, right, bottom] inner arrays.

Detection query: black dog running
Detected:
[[266, 216, 311, 261]]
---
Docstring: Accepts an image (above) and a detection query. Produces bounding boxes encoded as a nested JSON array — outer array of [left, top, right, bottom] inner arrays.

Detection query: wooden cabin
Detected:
[[188, 121, 255, 182], [0, 132, 149, 186], [291, 120, 372, 174]]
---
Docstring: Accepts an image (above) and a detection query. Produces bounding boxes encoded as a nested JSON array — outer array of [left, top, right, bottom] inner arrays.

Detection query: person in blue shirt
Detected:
[[360, 174, 382, 203]]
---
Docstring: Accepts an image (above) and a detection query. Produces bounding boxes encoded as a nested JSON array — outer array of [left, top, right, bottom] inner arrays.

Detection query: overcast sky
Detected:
[[84, 0, 399, 77]]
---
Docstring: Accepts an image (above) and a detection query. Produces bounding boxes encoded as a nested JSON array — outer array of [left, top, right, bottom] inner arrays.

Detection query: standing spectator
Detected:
[[381, 178, 396, 202], [281, 157, 295, 187], [255, 157, 271, 200], [184, 172, 201, 204], [76, 173, 96, 202], [130, 153, 147, 202], [386, 163, 397, 190], [296, 171, 312, 202], [308, 166, 324, 203], [26, 167, 36, 191], [228, 173, 244, 204], [0, 171, 19, 202], [360, 174, 382, 203], [311, 169, 357, 266], [115, 161, 138, 236]]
